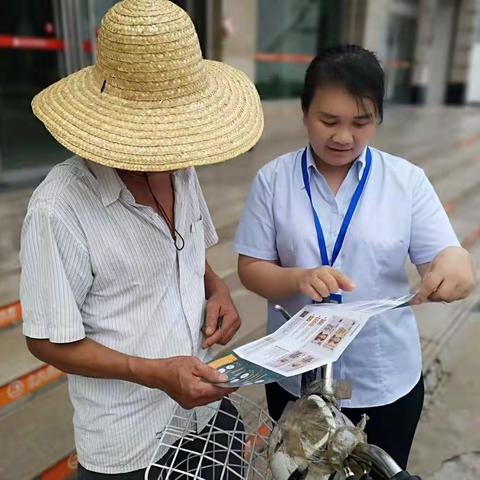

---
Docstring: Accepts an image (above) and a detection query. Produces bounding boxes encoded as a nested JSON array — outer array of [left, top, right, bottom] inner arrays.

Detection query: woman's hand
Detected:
[[413, 247, 476, 305], [293, 266, 356, 302]]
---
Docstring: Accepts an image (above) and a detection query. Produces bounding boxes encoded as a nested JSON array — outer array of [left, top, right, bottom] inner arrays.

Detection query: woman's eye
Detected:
[[322, 121, 336, 127], [353, 122, 369, 128]]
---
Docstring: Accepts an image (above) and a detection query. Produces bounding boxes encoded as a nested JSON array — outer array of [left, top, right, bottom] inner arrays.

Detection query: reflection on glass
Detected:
[[0, 0, 118, 175], [0, 1, 68, 171], [385, 14, 417, 103], [256, 0, 341, 99]]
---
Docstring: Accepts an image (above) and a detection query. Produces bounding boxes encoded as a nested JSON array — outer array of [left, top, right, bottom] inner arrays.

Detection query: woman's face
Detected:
[[303, 84, 378, 167]]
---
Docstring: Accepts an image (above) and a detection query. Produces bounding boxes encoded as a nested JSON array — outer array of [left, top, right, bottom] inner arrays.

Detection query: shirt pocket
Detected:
[[190, 218, 206, 276]]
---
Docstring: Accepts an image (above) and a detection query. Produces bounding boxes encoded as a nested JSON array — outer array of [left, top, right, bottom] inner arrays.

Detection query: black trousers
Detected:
[[266, 375, 424, 471], [77, 399, 245, 480]]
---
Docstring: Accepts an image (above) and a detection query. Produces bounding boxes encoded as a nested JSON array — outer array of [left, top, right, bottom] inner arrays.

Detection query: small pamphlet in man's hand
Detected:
[[208, 352, 284, 388], [209, 294, 414, 388]]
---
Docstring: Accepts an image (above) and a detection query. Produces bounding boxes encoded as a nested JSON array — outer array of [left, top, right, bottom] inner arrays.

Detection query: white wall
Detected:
[[466, 0, 480, 102]]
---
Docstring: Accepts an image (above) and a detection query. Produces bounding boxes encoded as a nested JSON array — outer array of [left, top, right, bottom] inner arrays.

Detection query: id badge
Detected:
[[327, 293, 342, 304], [313, 293, 342, 305]]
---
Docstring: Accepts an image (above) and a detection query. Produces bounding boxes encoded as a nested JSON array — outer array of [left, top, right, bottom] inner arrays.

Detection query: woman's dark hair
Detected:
[[301, 45, 385, 122]]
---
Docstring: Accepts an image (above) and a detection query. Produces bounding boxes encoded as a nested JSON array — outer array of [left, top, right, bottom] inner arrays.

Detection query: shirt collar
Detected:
[[307, 145, 368, 181], [87, 160, 124, 207]]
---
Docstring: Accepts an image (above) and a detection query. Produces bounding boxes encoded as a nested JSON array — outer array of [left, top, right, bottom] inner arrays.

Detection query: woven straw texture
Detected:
[[32, 0, 264, 171]]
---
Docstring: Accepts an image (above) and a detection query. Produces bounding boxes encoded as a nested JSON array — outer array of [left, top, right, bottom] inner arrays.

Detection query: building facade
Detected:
[[1, 0, 479, 182]]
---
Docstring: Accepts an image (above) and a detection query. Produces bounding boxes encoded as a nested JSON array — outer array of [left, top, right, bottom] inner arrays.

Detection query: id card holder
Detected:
[[313, 293, 342, 305], [327, 293, 342, 304]]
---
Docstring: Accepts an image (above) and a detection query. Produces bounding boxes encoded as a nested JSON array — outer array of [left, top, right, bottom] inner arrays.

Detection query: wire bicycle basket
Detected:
[[145, 390, 422, 480], [145, 393, 275, 480]]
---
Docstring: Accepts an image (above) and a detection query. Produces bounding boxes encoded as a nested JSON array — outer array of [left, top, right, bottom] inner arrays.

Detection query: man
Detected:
[[20, 0, 263, 478]]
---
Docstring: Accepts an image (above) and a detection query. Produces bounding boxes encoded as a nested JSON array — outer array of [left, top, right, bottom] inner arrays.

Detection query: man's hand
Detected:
[[129, 355, 236, 409], [202, 284, 241, 349], [413, 247, 476, 305], [293, 266, 356, 302]]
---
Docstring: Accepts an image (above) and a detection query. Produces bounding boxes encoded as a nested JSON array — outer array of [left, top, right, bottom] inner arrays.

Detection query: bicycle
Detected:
[[144, 304, 423, 480], [269, 304, 422, 480]]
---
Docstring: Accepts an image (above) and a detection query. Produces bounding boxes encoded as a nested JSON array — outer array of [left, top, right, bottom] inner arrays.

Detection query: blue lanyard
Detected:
[[301, 146, 372, 268]]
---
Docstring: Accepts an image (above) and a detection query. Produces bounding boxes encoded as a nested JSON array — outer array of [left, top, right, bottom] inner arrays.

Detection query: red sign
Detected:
[[255, 51, 315, 64], [40, 452, 77, 480], [0, 34, 65, 51], [0, 365, 64, 409], [0, 35, 93, 53]]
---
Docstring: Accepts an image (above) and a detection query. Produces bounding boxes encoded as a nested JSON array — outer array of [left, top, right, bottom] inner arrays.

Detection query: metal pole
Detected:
[[73, 0, 86, 69], [52, 0, 67, 77], [319, 363, 336, 396], [206, 0, 213, 59], [60, 2, 74, 74], [87, 0, 98, 63]]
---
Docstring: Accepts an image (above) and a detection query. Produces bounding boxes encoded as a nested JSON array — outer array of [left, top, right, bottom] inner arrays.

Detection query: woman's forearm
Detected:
[[237, 255, 301, 300]]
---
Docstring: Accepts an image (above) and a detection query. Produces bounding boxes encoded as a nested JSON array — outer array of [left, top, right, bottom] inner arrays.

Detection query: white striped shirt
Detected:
[[20, 156, 218, 474]]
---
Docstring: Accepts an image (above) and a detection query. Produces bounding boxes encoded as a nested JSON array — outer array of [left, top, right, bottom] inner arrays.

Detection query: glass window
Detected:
[[0, 0, 116, 177], [0, 0, 211, 179], [0, 0, 69, 173], [256, 0, 341, 99], [384, 14, 418, 103]]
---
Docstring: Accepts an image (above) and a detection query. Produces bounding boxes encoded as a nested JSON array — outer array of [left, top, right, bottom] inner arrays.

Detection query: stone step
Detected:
[[0, 380, 74, 480], [0, 323, 43, 387]]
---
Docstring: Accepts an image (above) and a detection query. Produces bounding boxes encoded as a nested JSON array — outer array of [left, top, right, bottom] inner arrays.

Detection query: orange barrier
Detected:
[[460, 133, 480, 148], [443, 200, 454, 215], [254, 51, 314, 64], [383, 59, 412, 69], [0, 364, 64, 409], [255, 52, 414, 69], [0, 34, 64, 50], [462, 226, 480, 250], [39, 452, 77, 480], [0, 301, 22, 329], [0, 34, 92, 52]]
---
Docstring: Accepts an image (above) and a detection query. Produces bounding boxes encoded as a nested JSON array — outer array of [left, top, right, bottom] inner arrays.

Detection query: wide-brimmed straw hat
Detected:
[[32, 0, 263, 171]]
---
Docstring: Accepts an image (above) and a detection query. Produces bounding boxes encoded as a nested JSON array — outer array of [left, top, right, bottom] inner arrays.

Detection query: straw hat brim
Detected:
[[32, 60, 263, 171]]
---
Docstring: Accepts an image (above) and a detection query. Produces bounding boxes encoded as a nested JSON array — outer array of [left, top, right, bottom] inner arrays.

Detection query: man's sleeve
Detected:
[[234, 168, 278, 261], [192, 170, 218, 249], [409, 169, 460, 265], [20, 208, 92, 343]]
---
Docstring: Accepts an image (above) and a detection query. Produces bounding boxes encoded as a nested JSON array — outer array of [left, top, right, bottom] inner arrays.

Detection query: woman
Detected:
[[234, 45, 475, 470]]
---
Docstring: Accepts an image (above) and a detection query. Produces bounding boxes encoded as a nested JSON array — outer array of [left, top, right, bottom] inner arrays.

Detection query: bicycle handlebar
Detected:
[[352, 444, 422, 480]]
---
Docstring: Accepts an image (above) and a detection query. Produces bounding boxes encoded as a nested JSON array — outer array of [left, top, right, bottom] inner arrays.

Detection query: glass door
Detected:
[[0, 0, 212, 182], [0, 0, 116, 182], [384, 13, 418, 103]]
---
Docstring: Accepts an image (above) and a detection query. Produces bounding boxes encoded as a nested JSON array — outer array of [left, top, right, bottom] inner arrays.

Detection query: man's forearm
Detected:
[[26, 336, 234, 408], [26, 337, 156, 386]]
